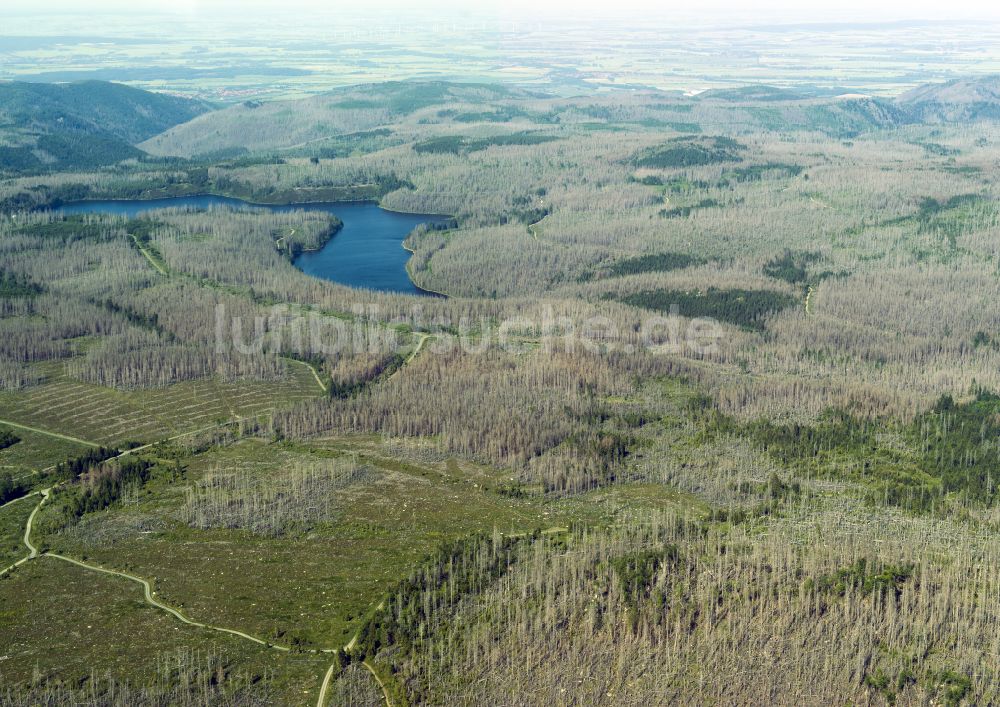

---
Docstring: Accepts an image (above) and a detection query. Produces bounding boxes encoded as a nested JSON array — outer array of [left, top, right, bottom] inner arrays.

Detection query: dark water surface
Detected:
[[56, 195, 448, 295]]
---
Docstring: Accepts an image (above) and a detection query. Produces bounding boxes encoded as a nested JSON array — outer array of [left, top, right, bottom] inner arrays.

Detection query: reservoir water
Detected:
[[55, 195, 448, 295]]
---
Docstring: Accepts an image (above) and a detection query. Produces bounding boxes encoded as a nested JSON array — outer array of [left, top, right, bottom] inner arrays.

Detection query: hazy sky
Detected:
[[6, 0, 1000, 23]]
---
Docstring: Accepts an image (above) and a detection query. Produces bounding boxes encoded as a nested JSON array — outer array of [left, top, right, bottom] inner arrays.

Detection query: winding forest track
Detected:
[[282, 356, 329, 393], [1, 378, 482, 705], [275, 227, 296, 252], [387, 333, 432, 382], [1, 473, 373, 706], [406, 333, 431, 365], [4, 485, 349, 697], [44, 552, 337, 654], [130, 234, 168, 275], [0, 488, 47, 578], [21, 487, 47, 558], [316, 660, 339, 707], [2, 424, 554, 704], [1, 223, 461, 707], [0, 418, 98, 447], [363, 661, 394, 707], [2, 473, 567, 703], [0, 490, 38, 512]]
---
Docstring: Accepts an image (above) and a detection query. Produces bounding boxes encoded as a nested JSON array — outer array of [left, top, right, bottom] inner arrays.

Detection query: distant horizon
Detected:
[[6, 0, 1000, 24], [4, 1, 1000, 102]]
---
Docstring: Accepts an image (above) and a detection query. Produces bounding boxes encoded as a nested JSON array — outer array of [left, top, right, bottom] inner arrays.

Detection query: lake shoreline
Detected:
[[402, 240, 451, 298], [50, 189, 452, 218], [57, 195, 450, 296]]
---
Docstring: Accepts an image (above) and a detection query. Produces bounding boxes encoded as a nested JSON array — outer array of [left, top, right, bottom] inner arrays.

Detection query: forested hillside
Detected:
[[898, 74, 1000, 122], [139, 80, 937, 159], [140, 81, 529, 157], [0, 81, 211, 173]]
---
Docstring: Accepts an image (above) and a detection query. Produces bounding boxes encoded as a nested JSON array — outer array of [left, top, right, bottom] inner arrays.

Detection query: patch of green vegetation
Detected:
[[604, 252, 704, 278], [701, 85, 805, 102], [349, 531, 574, 703], [972, 330, 998, 350], [648, 102, 694, 113], [0, 270, 44, 299], [608, 287, 798, 330], [53, 446, 123, 481], [332, 98, 380, 109], [0, 492, 34, 566], [914, 194, 993, 240], [742, 106, 790, 131], [635, 175, 712, 192], [561, 430, 634, 489], [297, 128, 394, 159], [0, 80, 208, 173], [703, 471, 803, 524], [882, 194, 984, 252], [721, 162, 803, 184], [504, 192, 549, 225], [352, 533, 524, 661], [328, 354, 405, 399], [917, 141, 960, 157], [0, 426, 89, 477], [698, 405, 908, 494], [940, 163, 981, 175], [0, 424, 21, 451], [699, 391, 1000, 511], [665, 121, 701, 133], [926, 669, 972, 707], [413, 132, 559, 155], [810, 558, 914, 598], [0, 359, 321, 447], [802, 102, 907, 138], [659, 198, 720, 218], [384, 82, 456, 113], [634, 119, 702, 132], [577, 122, 627, 132], [442, 107, 529, 123], [14, 215, 117, 243], [0, 80, 208, 144], [0, 182, 94, 211], [910, 392, 1000, 506], [412, 135, 476, 154], [31, 436, 593, 649], [610, 545, 680, 611], [0, 559, 325, 703], [34, 132, 144, 170], [633, 136, 747, 168], [61, 457, 153, 519], [863, 666, 917, 705], [763, 249, 821, 285], [0, 469, 30, 505]]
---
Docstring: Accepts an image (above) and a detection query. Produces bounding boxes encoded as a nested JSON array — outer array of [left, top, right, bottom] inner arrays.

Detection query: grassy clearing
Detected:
[[0, 558, 329, 703], [0, 360, 321, 447], [0, 426, 87, 476], [0, 496, 34, 569], [32, 435, 694, 653]]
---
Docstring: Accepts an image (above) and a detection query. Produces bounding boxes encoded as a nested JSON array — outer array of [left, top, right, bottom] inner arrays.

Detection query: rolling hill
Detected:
[[897, 74, 1000, 122], [139, 81, 533, 157], [0, 81, 212, 173]]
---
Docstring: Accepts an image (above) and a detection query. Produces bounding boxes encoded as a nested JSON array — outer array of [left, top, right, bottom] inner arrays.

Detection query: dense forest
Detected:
[[0, 81, 210, 174]]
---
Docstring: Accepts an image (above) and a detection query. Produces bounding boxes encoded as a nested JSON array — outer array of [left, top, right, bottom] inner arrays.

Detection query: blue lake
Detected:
[[56, 195, 448, 295]]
